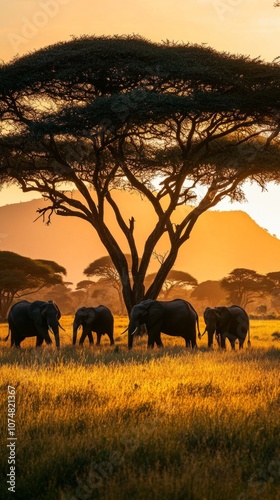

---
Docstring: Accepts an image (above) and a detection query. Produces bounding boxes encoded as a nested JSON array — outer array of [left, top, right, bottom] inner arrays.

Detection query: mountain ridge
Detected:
[[0, 192, 279, 286]]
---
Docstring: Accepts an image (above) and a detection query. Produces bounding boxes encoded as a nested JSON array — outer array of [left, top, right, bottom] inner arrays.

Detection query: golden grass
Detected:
[[0, 317, 280, 499]]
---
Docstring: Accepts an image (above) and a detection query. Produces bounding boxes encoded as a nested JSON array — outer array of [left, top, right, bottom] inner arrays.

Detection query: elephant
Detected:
[[202, 305, 250, 349], [4, 300, 62, 348], [128, 299, 200, 349], [73, 306, 114, 346]]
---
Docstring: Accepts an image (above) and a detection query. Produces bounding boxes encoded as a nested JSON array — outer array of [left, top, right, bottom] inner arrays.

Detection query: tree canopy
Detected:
[[0, 251, 66, 320], [145, 269, 197, 300], [1, 36, 280, 312], [84, 255, 134, 313], [191, 280, 226, 307], [221, 268, 274, 308]]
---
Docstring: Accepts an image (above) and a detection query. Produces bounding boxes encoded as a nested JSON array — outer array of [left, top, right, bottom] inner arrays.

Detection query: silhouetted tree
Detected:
[[84, 255, 133, 313], [75, 280, 95, 306], [191, 280, 226, 307], [221, 268, 272, 308], [0, 251, 66, 321], [267, 271, 280, 286], [266, 271, 280, 313], [145, 270, 197, 300], [1, 36, 280, 312], [39, 283, 74, 314]]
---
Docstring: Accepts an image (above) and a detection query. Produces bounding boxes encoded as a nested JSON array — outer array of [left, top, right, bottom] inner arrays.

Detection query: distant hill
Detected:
[[0, 191, 279, 287]]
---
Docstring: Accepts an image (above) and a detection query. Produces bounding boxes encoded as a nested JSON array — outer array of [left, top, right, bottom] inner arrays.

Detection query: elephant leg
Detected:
[[147, 325, 161, 349], [43, 332, 52, 345], [155, 336, 164, 348], [187, 338, 197, 349], [239, 339, 244, 349], [108, 334, 114, 346], [219, 334, 227, 349], [79, 329, 87, 345], [215, 334, 221, 348], [36, 337, 44, 347], [88, 332, 94, 344], [147, 337, 155, 348], [226, 332, 237, 350], [96, 333, 101, 345], [147, 335, 155, 348], [14, 337, 22, 348], [185, 327, 197, 349]]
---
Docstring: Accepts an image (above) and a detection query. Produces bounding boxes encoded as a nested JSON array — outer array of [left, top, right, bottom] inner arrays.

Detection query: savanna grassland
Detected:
[[1, 317, 280, 500]]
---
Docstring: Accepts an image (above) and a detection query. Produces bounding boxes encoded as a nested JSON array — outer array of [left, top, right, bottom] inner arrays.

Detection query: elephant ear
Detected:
[[214, 307, 225, 318], [136, 300, 163, 325], [82, 307, 96, 322], [217, 306, 232, 325], [146, 300, 164, 326], [48, 300, 61, 319], [203, 307, 211, 320], [138, 299, 154, 309], [77, 307, 89, 318], [28, 301, 44, 326]]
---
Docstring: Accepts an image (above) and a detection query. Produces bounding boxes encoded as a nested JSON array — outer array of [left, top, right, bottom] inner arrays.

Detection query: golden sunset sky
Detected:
[[1, 0, 280, 236]]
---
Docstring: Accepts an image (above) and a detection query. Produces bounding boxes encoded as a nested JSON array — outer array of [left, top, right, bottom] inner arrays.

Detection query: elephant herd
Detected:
[[1, 299, 250, 350]]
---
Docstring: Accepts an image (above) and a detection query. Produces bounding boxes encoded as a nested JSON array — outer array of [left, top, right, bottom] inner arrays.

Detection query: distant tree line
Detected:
[[1, 250, 280, 320]]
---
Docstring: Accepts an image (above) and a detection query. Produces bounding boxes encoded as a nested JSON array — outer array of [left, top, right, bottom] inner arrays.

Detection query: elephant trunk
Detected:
[[47, 313, 60, 348], [73, 322, 80, 345], [207, 328, 215, 348], [48, 323, 60, 348], [54, 329, 60, 349], [128, 323, 139, 349]]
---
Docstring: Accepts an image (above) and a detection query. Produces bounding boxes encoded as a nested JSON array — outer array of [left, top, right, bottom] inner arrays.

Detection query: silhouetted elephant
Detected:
[[3, 300, 62, 348], [128, 299, 200, 349], [202, 305, 250, 349], [73, 306, 114, 346]]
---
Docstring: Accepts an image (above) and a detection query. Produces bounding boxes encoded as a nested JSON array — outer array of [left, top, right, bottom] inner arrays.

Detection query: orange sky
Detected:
[[1, 0, 279, 63], [1, 0, 280, 237]]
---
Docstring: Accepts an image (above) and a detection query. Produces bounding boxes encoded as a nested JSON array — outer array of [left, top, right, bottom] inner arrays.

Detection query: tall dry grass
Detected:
[[0, 317, 280, 499]]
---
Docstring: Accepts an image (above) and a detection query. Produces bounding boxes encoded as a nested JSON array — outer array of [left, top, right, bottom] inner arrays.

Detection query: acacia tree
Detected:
[[84, 255, 134, 313], [220, 268, 272, 308], [75, 280, 95, 306], [1, 36, 280, 313], [145, 270, 197, 300], [0, 251, 66, 320], [191, 280, 227, 308], [84, 256, 124, 312], [266, 271, 280, 313]]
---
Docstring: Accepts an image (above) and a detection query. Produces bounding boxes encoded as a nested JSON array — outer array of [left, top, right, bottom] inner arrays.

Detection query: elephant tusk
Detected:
[[58, 321, 66, 331], [48, 325, 54, 334], [131, 327, 139, 336], [120, 326, 129, 335]]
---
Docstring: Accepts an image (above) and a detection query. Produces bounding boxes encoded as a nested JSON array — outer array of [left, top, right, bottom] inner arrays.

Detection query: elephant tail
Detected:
[[247, 323, 251, 347], [196, 314, 201, 338]]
